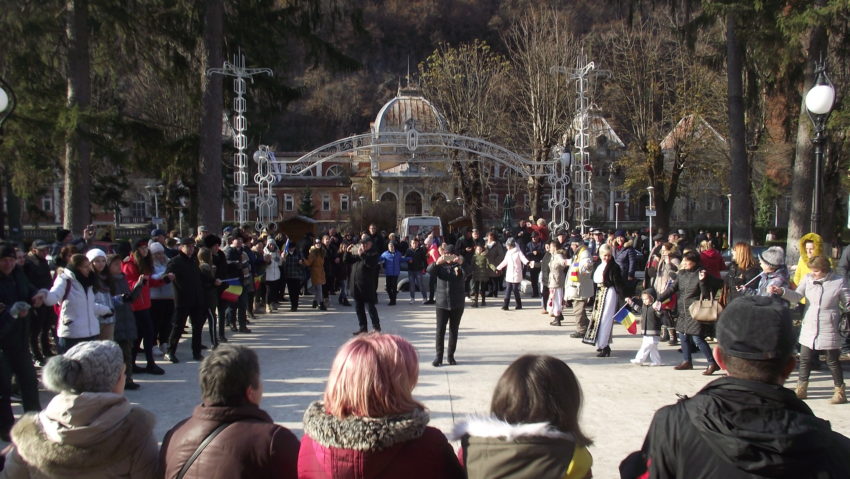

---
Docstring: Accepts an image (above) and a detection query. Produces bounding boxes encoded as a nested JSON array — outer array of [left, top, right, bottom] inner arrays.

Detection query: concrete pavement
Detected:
[[15, 292, 850, 478]]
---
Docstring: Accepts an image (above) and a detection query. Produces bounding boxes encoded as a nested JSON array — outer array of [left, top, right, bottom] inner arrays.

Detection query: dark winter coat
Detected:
[[656, 267, 721, 336], [199, 263, 218, 311], [298, 401, 464, 479], [526, 240, 546, 266], [110, 273, 141, 342], [165, 252, 204, 309], [0, 265, 38, 341], [404, 246, 428, 273], [599, 260, 626, 300], [622, 377, 850, 479], [428, 260, 466, 310], [161, 404, 299, 479], [471, 254, 492, 282], [23, 253, 52, 290], [345, 248, 380, 303], [724, 261, 762, 303], [614, 242, 639, 280], [626, 302, 662, 336]]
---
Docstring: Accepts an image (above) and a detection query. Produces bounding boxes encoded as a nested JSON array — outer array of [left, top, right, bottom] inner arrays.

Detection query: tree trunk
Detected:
[[63, 0, 92, 233], [786, 20, 827, 265], [197, 0, 224, 234], [725, 14, 753, 244]]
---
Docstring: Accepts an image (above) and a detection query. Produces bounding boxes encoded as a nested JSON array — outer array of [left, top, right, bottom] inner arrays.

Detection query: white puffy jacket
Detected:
[[44, 269, 111, 339], [264, 246, 283, 282], [497, 248, 529, 283]]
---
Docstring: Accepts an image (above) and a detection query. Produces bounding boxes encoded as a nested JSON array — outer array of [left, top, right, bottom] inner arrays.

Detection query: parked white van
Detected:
[[400, 216, 442, 241]]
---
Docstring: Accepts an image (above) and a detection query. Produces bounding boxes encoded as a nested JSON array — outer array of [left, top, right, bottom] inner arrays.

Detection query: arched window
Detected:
[[405, 191, 423, 216]]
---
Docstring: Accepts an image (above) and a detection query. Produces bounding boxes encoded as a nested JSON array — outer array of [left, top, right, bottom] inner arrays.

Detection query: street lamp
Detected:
[[456, 197, 466, 217], [726, 193, 732, 248], [145, 184, 164, 220], [647, 186, 655, 238], [805, 61, 836, 235], [614, 202, 620, 230], [0, 77, 16, 130]]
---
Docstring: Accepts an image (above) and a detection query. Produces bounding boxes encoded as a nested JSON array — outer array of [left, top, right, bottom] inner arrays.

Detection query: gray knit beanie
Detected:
[[43, 340, 124, 394]]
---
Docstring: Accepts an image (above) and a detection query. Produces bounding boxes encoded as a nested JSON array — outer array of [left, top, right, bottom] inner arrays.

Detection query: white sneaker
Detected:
[[409, 299, 415, 304], [629, 359, 643, 365], [649, 362, 666, 367]]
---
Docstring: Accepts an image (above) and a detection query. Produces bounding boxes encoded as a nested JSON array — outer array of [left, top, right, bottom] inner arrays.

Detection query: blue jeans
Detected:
[[408, 271, 426, 299], [338, 279, 348, 301], [679, 333, 716, 366], [503, 282, 522, 308]]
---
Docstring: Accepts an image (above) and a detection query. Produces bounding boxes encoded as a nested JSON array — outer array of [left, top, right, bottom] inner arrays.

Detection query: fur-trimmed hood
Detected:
[[302, 400, 429, 451], [451, 416, 573, 441], [453, 416, 581, 479], [7, 393, 158, 477]]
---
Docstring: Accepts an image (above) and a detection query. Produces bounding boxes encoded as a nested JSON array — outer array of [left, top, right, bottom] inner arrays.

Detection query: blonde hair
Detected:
[[598, 244, 612, 257], [323, 333, 422, 418]]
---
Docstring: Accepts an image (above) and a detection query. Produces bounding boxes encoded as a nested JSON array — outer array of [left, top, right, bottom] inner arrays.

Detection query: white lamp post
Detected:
[[145, 184, 164, 220], [804, 61, 836, 234], [456, 197, 466, 217], [614, 202, 620, 230], [647, 186, 655, 238], [727, 193, 732, 248]]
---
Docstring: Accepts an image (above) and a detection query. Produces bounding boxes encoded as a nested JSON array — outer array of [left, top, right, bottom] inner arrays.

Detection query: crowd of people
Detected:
[[0, 219, 850, 477]]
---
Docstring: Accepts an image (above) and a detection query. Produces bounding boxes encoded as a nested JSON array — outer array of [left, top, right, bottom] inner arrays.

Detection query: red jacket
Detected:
[[700, 249, 726, 280], [297, 401, 464, 479], [122, 256, 165, 312]]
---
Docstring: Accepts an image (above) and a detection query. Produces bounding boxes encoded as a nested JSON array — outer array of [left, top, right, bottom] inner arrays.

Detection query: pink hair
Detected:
[[323, 333, 423, 418]]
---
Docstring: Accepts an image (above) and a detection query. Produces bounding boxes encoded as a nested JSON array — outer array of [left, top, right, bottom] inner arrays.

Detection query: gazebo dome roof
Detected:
[[372, 87, 446, 136]]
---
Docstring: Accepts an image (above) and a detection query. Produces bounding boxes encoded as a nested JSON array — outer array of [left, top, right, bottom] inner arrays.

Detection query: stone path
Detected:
[[14, 293, 850, 478]]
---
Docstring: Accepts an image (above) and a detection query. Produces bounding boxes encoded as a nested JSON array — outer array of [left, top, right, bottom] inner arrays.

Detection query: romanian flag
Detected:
[[222, 277, 241, 287], [254, 275, 263, 290], [612, 305, 639, 335], [221, 284, 243, 302]]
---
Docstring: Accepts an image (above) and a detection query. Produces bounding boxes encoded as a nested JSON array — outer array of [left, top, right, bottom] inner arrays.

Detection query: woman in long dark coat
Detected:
[[656, 250, 723, 375], [344, 236, 381, 335], [583, 244, 625, 357]]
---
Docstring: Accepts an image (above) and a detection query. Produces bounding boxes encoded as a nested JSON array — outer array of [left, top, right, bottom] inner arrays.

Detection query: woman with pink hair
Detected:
[[298, 333, 464, 479]]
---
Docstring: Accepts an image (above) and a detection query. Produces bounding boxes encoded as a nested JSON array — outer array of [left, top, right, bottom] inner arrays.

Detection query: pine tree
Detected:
[[298, 188, 316, 218]]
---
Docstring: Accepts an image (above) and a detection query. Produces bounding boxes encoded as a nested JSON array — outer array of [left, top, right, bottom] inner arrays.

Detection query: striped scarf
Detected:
[[569, 247, 586, 282]]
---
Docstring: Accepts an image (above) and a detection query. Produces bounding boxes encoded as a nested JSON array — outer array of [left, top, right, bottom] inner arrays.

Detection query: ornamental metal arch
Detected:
[[251, 128, 568, 232]]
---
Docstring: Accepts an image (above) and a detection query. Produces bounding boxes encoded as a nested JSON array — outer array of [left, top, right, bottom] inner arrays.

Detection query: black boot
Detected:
[[515, 299, 522, 310], [447, 334, 458, 365], [472, 300, 478, 308], [550, 314, 562, 326]]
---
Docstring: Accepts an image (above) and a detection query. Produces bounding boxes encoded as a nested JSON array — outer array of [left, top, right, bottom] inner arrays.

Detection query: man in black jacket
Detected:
[[23, 240, 54, 365], [621, 296, 850, 479], [164, 238, 206, 362], [427, 244, 466, 367], [0, 244, 46, 441], [345, 236, 380, 335]]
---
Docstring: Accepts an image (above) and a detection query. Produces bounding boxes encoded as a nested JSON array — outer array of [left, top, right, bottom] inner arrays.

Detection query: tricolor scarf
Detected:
[[569, 247, 586, 283]]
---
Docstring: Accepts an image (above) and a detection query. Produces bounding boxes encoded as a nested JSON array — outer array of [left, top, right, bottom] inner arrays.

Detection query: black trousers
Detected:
[[503, 282, 522, 308], [286, 279, 302, 310], [29, 305, 54, 361], [435, 307, 463, 361], [799, 346, 844, 386], [1, 335, 41, 413], [355, 299, 380, 331], [150, 298, 174, 345], [528, 267, 541, 297], [429, 273, 437, 301], [168, 304, 206, 357], [385, 275, 398, 302], [541, 285, 550, 310]]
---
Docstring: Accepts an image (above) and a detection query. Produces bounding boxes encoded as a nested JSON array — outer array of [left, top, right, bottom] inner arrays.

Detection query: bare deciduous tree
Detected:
[[599, 19, 728, 234], [419, 40, 510, 230], [503, 8, 579, 219]]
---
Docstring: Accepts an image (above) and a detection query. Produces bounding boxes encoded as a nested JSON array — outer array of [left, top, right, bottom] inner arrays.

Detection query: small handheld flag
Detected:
[[221, 284, 243, 302], [612, 305, 639, 335]]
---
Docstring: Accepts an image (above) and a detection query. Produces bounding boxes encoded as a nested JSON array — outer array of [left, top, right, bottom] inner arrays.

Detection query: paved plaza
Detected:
[[14, 292, 850, 478]]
